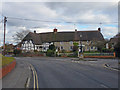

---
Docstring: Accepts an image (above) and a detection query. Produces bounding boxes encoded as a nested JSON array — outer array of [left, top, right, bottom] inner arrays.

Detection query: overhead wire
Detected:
[[7, 16, 118, 24]]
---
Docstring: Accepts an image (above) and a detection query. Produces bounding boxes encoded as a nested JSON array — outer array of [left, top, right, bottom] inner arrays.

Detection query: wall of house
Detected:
[[21, 40, 34, 52], [41, 43, 52, 52], [54, 41, 97, 52], [54, 41, 73, 52], [21, 40, 97, 52]]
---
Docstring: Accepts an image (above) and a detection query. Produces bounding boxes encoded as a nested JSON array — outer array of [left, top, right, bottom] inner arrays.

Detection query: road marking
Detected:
[[100, 84, 108, 88], [30, 64, 39, 89], [33, 70, 36, 89], [71, 60, 119, 72], [26, 77, 31, 88], [35, 70, 39, 90], [103, 64, 119, 72]]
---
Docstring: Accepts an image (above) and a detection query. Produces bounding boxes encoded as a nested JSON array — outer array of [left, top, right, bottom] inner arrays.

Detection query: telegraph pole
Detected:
[[3, 16, 7, 56]]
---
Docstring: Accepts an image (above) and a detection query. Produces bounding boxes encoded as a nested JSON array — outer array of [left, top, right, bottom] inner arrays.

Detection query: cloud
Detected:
[[102, 26, 118, 39], [0, 2, 118, 46]]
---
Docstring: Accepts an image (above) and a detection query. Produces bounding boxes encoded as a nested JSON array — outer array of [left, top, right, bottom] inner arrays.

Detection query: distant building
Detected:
[[1, 44, 15, 55], [19, 28, 104, 52], [109, 33, 120, 49]]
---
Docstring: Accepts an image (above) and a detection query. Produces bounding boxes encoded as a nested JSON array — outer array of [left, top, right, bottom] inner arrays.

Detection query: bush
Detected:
[[102, 48, 114, 53], [49, 44, 55, 50], [46, 49, 55, 57], [114, 38, 120, 58], [13, 49, 22, 56], [61, 49, 66, 53], [73, 51, 78, 57]]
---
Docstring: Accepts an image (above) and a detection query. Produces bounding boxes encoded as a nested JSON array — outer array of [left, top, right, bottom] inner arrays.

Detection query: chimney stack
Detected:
[[74, 29, 78, 41], [98, 28, 101, 32], [53, 28, 57, 33], [75, 29, 77, 32], [34, 30, 36, 33]]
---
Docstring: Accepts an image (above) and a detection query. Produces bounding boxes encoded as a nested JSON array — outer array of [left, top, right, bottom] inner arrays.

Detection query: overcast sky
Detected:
[[0, 1, 119, 46]]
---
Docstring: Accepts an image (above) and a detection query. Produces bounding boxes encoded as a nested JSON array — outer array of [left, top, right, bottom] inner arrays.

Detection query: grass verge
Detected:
[[0, 54, 15, 67]]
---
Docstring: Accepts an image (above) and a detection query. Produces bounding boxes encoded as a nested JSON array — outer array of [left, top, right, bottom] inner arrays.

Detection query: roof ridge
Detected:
[[77, 30, 98, 32], [37, 30, 99, 34]]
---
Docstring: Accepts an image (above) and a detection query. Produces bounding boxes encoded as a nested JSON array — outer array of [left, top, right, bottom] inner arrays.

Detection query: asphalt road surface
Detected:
[[15, 57, 118, 88], [3, 57, 118, 88]]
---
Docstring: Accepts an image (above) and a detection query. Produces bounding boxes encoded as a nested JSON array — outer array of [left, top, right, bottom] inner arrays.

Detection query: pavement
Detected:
[[2, 59, 32, 88], [2, 57, 119, 88]]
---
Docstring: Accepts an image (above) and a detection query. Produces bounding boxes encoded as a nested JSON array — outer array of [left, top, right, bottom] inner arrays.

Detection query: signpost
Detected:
[[78, 41, 84, 59]]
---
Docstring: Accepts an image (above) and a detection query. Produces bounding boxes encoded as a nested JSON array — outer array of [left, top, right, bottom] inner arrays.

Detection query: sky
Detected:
[[0, 1, 119, 46]]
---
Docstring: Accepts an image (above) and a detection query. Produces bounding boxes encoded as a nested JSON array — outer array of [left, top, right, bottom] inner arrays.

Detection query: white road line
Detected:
[[100, 84, 109, 88]]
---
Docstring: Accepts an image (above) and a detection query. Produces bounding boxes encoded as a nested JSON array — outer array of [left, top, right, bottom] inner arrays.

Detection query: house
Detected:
[[20, 28, 104, 52], [1, 44, 15, 55], [109, 33, 120, 49]]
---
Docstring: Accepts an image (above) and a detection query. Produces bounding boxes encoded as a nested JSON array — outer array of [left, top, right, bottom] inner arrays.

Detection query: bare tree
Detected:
[[92, 40, 106, 52], [13, 30, 30, 43]]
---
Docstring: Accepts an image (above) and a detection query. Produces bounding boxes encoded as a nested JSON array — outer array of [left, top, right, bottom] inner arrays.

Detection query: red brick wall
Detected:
[[0, 60, 16, 79]]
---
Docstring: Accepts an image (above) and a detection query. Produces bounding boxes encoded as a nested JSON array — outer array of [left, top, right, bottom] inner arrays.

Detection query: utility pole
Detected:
[[3, 16, 7, 56]]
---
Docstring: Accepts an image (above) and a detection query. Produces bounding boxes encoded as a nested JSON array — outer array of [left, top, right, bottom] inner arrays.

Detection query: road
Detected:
[[18, 57, 118, 88], [3, 57, 118, 88]]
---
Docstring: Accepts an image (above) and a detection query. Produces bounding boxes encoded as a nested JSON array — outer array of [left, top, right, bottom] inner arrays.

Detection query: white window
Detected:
[[80, 35, 82, 37], [69, 41, 73, 45], [60, 42, 63, 45]]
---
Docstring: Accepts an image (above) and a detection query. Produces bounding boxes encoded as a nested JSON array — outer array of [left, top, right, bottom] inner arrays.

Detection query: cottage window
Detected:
[[95, 47, 97, 49], [61, 46, 63, 50], [91, 46, 93, 49], [70, 46, 73, 50], [69, 41, 73, 44], [87, 46, 89, 50], [44, 47, 46, 50], [37, 46, 39, 49], [60, 42, 63, 45], [80, 35, 82, 37]]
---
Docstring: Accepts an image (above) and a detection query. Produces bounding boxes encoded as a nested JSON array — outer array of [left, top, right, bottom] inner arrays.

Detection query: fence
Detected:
[[84, 52, 116, 58]]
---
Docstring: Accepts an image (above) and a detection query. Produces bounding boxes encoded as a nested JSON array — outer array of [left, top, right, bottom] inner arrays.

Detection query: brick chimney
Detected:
[[53, 28, 57, 33], [98, 28, 101, 32], [75, 29, 77, 32], [74, 29, 78, 41], [34, 30, 36, 33]]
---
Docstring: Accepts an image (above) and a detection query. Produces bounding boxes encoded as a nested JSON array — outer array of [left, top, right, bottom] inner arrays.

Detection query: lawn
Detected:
[[0, 54, 15, 67]]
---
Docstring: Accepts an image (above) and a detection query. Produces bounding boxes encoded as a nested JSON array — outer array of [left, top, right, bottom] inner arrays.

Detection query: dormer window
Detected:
[[80, 35, 82, 37]]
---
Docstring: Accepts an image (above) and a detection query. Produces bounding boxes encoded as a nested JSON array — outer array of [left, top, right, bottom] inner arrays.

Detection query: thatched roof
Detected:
[[22, 30, 104, 45]]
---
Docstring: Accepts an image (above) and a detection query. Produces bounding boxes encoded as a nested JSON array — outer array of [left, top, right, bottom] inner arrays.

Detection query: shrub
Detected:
[[114, 38, 120, 58], [102, 48, 114, 53], [13, 49, 22, 56], [49, 44, 55, 51], [61, 49, 66, 53], [46, 49, 54, 57], [73, 51, 78, 57]]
